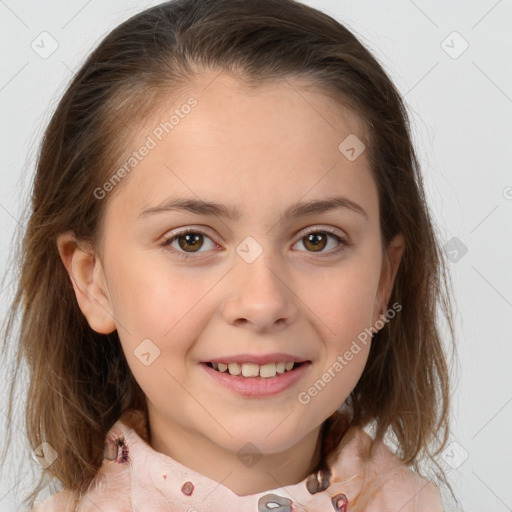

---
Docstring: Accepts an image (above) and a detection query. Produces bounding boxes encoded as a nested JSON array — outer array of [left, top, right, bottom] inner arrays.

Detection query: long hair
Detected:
[[0, 0, 457, 509]]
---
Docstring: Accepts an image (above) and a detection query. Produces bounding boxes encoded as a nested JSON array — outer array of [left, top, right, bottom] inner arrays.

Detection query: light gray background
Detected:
[[1, 1, 511, 511]]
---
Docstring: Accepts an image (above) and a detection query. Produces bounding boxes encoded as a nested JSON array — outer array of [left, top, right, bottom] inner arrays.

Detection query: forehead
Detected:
[[184, 70, 368, 143], [101, 71, 378, 226]]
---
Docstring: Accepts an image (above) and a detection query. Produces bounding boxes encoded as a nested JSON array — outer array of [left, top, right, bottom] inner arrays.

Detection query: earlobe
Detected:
[[56, 231, 117, 334], [373, 232, 405, 326], [385, 232, 405, 301]]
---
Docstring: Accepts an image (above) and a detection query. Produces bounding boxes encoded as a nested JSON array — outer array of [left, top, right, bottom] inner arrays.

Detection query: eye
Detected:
[[292, 227, 348, 257], [161, 228, 217, 259], [162, 226, 348, 260]]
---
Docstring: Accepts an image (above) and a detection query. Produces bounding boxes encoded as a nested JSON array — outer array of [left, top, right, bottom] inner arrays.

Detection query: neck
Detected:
[[146, 408, 325, 496]]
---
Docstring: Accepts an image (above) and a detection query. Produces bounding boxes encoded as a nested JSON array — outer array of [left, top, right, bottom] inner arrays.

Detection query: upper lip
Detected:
[[203, 353, 310, 365]]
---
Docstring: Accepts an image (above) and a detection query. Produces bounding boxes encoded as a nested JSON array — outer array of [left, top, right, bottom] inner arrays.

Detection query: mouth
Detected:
[[201, 359, 312, 397], [203, 360, 309, 379]]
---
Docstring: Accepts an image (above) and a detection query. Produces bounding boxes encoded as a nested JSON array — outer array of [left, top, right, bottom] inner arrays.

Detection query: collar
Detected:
[[49, 409, 443, 511]]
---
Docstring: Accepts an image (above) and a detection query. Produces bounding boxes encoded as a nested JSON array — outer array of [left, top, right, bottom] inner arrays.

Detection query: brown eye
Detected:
[[177, 232, 204, 252], [162, 227, 347, 261], [302, 232, 329, 252], [293, 229, 347, 257], [162, 229, 216, 258]]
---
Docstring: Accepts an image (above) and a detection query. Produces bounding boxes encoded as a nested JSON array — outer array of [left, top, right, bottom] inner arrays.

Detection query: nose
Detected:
[[221, 249, 299, 333]]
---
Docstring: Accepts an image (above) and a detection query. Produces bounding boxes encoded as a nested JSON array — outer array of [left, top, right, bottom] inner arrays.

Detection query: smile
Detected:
[[201, 361, 312, 397], [205, 361, 303, 378]]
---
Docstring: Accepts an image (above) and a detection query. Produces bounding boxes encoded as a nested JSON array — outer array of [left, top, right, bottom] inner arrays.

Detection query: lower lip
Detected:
[[200, 362, 312, 397]]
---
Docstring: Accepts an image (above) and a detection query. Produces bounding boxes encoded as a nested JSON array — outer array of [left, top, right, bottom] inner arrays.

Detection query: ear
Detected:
[[372, 232, 405, 327], [56, 231, 116, 334]]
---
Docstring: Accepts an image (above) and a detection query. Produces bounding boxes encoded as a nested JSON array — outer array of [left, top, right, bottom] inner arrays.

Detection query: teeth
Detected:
[[242, 363, 260, 377], [259, 363, 277, 378], [210, 361, 298, 378], [275, 362, 286, 374], [228, 363, 241, 375]]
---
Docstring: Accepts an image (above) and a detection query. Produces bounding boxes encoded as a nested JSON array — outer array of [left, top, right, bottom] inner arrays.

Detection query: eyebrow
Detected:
[[138, 195, 369, 222]]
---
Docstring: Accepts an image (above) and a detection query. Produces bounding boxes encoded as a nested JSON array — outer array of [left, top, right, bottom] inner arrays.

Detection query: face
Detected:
[[60, 71, 403, 462]]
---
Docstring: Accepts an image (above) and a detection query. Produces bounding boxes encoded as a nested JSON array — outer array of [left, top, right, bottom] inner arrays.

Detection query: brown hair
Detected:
[[1, 0, 458, 509]]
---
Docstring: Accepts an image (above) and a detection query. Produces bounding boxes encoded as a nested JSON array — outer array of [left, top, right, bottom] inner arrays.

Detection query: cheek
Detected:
[[110, 263, 204, 401], [108, 253, 215, 361], [306, 270, 376, 407], [108, 251, 193, 328], [301, 260, 380, 334]]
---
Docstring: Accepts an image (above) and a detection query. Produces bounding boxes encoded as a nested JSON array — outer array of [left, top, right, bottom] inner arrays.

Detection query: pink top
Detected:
[[31, 409, 443, 511]]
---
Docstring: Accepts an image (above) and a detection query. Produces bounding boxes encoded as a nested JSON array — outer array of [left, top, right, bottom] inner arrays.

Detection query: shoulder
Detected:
[[30, 490, 77, 512], [28, 411, 143, 512], [366, 432, 443, 511], [327, 425, 444, 511]]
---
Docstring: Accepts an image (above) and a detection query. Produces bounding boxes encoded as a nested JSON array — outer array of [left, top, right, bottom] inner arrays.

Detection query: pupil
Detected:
[[178, 232, 328, 253], [307, 233, 326, 252], [179, 233, 202, 251]]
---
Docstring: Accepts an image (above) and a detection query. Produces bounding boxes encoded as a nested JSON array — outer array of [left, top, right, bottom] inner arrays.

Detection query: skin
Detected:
[[57, 70, 404, 496]]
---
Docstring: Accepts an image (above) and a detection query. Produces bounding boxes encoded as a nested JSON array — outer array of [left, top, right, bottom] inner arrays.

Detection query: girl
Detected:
[[1, 0, 457, 510]]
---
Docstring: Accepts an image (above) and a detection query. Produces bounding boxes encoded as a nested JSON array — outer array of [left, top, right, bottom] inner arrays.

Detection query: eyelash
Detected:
[[161, 227, 348, 260]]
